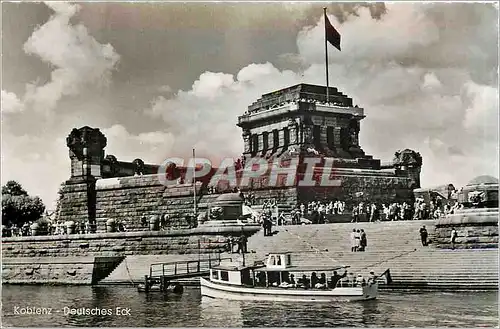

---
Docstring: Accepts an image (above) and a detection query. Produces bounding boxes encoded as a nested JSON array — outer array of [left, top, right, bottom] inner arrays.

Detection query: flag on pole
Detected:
[[325, 15, 341, 51]]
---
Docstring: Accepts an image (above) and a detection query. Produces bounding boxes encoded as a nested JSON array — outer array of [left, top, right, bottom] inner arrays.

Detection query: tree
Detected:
[[2, 180, 28, 196], [2, 181, 45, 227]]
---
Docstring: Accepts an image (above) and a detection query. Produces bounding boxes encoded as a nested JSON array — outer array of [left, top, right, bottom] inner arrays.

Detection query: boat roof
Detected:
[[260, 265, 346, 272], [211, 264, 346, 272]]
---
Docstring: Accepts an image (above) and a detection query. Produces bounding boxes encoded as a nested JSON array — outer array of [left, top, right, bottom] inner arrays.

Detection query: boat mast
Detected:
[[193, 148, 197, 216]]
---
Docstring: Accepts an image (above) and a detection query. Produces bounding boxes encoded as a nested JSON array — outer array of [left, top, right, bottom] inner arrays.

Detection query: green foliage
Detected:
[[2, 181, 45, 227]]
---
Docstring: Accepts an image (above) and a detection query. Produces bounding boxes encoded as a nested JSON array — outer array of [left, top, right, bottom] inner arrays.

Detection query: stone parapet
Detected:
[[2, 225, 261, 258], [434, 208, 499, 249]]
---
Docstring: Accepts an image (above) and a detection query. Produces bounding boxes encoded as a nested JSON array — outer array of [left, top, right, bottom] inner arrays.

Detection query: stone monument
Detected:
[[434, 175, 498, 249]]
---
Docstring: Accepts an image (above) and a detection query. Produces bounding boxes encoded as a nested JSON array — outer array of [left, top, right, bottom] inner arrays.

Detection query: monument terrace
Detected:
[[55, 83, 422, 231]]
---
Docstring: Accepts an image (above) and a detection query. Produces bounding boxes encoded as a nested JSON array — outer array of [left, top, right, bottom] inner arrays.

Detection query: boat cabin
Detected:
[[210, 264, 254, 286], [209, 252, 354, 289]]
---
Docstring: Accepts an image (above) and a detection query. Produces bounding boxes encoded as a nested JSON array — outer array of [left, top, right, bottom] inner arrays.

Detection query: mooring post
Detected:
[[144, 275, 149, 293]]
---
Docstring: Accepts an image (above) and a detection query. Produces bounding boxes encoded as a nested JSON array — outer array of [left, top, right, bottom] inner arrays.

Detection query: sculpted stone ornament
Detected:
[[209, 206, 223, 221], [242, 129, 251, 153], [393, 149, 423, 168], [105, 155, 119, 177], [133, 158, 145, 176], [66, 129, 84, 159]]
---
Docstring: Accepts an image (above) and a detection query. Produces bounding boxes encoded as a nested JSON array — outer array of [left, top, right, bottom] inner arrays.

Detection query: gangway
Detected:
[[140, 252, 232, 293]]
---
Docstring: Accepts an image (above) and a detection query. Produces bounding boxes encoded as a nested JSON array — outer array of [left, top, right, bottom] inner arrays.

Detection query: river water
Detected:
[[1, 285, 498, 327]]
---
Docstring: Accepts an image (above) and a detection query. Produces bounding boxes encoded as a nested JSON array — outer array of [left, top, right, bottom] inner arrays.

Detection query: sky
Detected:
[[2, 2, 499, 209]]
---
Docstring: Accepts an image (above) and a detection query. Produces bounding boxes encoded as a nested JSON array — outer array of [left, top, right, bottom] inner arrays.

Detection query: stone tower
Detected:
[[66, 126, 107, 182], [237, 83, 379, 168]]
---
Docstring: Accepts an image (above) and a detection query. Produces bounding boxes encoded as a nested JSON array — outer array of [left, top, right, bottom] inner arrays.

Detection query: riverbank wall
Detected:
[[2, 224, 260, 285]]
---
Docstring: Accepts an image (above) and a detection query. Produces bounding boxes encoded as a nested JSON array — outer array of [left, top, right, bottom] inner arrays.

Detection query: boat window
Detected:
[[277, 256, 282, 265], [286, 254, 291, 265], [270, 256, 276, 265], [220, 271, 229, 281], [212, 270, 219, 280]]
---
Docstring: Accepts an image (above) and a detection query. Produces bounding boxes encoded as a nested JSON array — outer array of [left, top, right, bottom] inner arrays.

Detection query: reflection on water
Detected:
[[1, 285, 498, 327]]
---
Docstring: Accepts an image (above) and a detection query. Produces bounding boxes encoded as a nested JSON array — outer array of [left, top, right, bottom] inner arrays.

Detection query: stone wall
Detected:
[[434, 208, 499, 249], [2, 225, 260, 258], [56, 168, 414, 232], [94, 175, 208, 232], [2, 225, 260, 285], [57, 181, 92, 224], [2, 258, 95, 284], [2, 256, 125, 285]]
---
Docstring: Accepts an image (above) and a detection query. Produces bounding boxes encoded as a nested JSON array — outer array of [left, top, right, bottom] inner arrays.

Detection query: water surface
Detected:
[[1, 285, 497, 327]]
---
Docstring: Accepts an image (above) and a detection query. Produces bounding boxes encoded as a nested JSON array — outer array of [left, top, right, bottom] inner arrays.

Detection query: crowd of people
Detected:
[[256, 268, 378, 289], [349, 198, 463, 223]]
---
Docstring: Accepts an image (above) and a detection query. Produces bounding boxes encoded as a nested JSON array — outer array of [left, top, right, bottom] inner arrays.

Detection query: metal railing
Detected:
[[148, 253, 231, 279]]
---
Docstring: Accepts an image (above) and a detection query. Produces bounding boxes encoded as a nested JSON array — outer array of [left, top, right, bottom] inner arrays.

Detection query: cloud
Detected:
[[8, 2, 120, 115], [1, 90, 25, 113], [102, 125, 176, 164]]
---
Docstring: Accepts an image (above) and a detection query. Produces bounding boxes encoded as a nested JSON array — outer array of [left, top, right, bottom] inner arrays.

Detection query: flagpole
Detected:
[[193, 148, 197, 215], [324, 7, 330, 104]]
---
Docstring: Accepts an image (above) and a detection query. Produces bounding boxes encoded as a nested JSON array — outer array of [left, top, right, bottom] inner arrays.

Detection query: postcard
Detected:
[[2, 2, 498, 328]]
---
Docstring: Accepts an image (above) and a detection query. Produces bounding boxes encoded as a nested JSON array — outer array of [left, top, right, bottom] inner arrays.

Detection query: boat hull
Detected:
[[200, 277, 378, 302]]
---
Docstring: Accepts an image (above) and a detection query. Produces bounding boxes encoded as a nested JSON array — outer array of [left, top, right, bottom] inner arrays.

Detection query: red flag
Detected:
[[325, 15, 341, 51]]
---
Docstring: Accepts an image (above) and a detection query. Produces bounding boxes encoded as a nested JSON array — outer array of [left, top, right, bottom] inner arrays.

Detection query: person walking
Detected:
[[419, 225, 428, 246]]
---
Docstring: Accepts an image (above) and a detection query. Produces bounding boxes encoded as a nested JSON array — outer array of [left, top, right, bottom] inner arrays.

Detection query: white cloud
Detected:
[[1, 90, 25, 113], [102, 125, 175, 164], [20, 2, 120, 114]]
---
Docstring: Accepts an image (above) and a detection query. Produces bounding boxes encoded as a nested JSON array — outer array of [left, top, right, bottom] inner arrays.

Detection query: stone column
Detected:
[[242, 129, 251, 154], [320, 126, 328, 148], [257, 133, 263, 153], [288, 118, 298, 145], [267, 130, 274, 151], [278, 129, 285, 147]]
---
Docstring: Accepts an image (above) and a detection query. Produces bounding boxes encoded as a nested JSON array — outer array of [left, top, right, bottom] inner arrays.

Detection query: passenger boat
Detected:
[[200, 252, 379, 302]]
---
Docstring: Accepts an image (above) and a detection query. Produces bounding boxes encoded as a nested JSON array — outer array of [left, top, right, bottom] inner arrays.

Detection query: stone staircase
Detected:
[[244, 220, 499, 290]]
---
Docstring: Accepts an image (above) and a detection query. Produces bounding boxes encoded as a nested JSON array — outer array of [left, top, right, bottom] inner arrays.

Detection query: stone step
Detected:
[[244, 220, 498, 288]]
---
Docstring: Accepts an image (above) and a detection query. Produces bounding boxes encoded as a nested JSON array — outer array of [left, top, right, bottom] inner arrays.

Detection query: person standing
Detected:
[[450, 227, 458, 249], [354, 229, 361, 252], [350, 229, 357, 252], [419, 225, 428, 246], [360, 229, 367, 251], [351, 206, 359, 223], [237, 233, 247, 254]]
